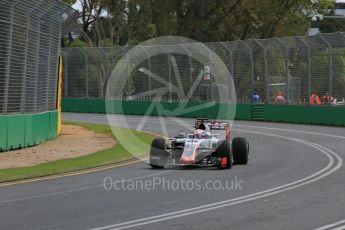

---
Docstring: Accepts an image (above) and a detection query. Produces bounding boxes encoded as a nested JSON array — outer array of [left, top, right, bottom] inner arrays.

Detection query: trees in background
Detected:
[[61, 0, 345, 100], [62, 0, 337, 46]]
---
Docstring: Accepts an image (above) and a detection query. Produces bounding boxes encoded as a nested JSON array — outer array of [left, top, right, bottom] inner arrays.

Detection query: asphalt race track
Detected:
[[0, 113, 345, 230]]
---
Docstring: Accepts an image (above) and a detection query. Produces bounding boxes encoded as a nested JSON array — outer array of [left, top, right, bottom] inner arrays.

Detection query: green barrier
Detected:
[[7, 114, 26, 150], [32, 112, 50, 144], [0, 111, 58, 152], [62, 98, 106, 113], [235, 104, 252, 120], [107, 100, 236, 119], [63, 98, 239, 120], [25, 114, 34, 147], [49, 111, 58, 139], [0, 116, 7, 151], [265, 104, 345, 126], [62, 99, 345, 126]]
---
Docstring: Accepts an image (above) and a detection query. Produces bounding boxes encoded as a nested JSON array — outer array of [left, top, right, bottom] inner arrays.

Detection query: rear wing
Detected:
[[195, 118, 230, 130]]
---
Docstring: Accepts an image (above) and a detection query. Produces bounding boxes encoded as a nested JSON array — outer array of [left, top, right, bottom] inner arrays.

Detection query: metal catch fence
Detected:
[[0, 0, 75, 114], [62, 32, 345, 104]]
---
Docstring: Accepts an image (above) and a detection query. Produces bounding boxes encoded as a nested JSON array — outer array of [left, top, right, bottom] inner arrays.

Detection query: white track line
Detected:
[[234, 124, 345, 140], [64, 115, 345, 140], [90, 129, 343, 230], [332, 226, 345, 230], [314, 219, 345, 230], [0, 170, 171, 204]]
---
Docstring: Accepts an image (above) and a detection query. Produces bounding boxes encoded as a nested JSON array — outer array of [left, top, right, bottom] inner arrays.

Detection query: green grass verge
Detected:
[[0, 121, 158, 183]]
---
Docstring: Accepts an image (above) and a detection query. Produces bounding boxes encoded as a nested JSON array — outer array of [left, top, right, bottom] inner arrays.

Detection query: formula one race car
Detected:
[[149, 118, 249, 170]]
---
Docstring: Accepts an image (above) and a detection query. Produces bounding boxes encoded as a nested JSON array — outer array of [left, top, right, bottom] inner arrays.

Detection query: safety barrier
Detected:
[[62, 99, 345, 126], [0, 111, 58, 151], [264, 104, 345, 126], [0, 0, 75, 152], [62, 98, 237, 119]]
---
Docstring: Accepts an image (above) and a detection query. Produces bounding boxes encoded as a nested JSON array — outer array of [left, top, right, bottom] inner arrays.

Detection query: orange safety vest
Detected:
[[310, 94, 321, 105]]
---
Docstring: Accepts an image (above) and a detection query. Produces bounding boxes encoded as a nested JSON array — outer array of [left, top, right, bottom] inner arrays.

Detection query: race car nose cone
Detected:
[[180, 155, 195, 164]]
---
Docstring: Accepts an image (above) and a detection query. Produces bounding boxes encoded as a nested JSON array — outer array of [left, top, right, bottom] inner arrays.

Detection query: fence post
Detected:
[[125, 49, 131, 99], [50, 4, 65, 110], [297, 36, 311, 104], [179, 45, 193, 84], [139, 46, 151, 98], [116, 47, 130, 99], [209, 45, 213, 101], [60, 50, 68, 98], [318, 34, 333, 98], [220, 42, 234, 80], [36, 1, 60, 111], [98, 48, 110, 98], [44, 6, 57, 110], [220, 42, 235, 103], [158, 45, 172, 100], [78, 48, 89, 98], [275, 38, 290, 103], [253, 39, 269, 102], [239, 40, 254, 100], [337, 32, 345, 101]]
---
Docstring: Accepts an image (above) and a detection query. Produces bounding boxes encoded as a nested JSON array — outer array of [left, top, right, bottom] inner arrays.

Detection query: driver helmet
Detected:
[[198, 123, 206, 130], [194, 129, 206, 138]]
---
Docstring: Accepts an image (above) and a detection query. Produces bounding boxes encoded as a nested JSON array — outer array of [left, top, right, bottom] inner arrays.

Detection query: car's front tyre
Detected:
[[149, 138, 169, 169], [214, 140, 233, 169], [232, 137, 249, 165]]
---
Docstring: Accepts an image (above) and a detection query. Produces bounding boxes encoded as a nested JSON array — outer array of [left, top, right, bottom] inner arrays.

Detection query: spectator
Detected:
[[331, 97, 337, 106], [274, 90, 286, 104], [252, 90, 260, 103], [322, 92, 333, 104], [310, 91, 321, 105]]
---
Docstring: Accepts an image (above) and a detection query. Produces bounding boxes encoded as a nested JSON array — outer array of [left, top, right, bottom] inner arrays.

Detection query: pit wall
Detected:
[[0, 111, 58, 152], [61, 98, 345, 127]]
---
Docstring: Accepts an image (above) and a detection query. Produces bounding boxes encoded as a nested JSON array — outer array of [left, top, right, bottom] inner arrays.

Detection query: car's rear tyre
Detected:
[[149, 138, 169, 169], [214, 140, 233, 169], [232, 137, 249, 165]]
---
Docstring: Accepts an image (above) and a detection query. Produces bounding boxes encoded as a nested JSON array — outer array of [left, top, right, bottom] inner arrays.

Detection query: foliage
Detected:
[[69, 38, 89, 47], [62, 0, 77, 5], [62, 0, 341, 47]]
